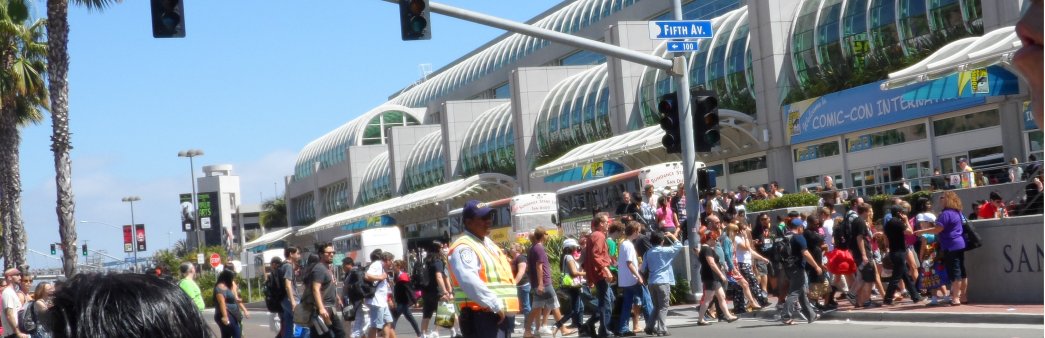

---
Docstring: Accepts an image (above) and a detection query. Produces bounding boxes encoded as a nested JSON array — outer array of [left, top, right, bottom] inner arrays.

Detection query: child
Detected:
[[918, 223, 950, 306]]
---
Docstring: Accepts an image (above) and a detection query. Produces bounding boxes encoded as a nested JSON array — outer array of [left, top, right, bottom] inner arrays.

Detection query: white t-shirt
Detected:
[[1, 287, 20, 333], [617, 240, 638, 287], [733, 235, 752, 264], [365, 261, 390, 308], [822, 218, 835, 251]]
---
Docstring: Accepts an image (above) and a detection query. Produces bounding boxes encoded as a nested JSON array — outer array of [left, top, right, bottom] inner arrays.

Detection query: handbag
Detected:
[[960, 216, 982, 251], [342, 301, 358, 322], [293, 303, 314, 326]]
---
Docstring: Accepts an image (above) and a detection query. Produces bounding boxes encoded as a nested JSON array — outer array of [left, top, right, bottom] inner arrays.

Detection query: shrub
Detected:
[[670, 276, 692, 305], [746, 193, 821, 213]]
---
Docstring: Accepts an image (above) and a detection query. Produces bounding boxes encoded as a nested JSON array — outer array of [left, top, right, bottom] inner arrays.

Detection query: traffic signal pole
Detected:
[[669, 0, 703, 297], [380, 0, 701, 294]]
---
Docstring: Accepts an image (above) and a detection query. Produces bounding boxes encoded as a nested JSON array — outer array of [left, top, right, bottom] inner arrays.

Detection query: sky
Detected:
[[17, 0, 561, 269]]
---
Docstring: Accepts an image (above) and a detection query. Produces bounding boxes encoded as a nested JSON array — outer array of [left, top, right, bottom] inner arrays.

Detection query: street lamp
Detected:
[[178, 149, 204, 251], [121, 196, 141, 273]]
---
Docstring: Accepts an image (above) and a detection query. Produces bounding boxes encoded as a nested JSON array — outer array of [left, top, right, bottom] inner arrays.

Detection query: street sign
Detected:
[[648, 20, 713, 40], [209, 253, 221, 269], [666, 41, 699, 53], [197, 252, 204, 265]]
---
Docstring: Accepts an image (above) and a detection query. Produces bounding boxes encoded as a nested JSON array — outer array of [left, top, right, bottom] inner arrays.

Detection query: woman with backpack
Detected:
[[552, 239, 584, 338], [391, 260, 423, 338], [23, 282, 54, 338]]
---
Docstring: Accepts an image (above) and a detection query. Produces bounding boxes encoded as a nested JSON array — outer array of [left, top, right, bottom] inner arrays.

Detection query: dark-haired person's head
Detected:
[[49, 273, 212, 338], [428, 241, 444, 253], [342, 257, 354, 267], [650, 231, 665, 246], [178, 262, 194, 277], [304, 253, 320, 268], [284, 246, 300, 262], [216, 270, 236, 289], [370, 249, 384, 262]]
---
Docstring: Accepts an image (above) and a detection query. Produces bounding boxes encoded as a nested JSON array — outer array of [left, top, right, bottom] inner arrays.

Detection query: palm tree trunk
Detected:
[[0, 117, 13, 269], [47, 0, 76, 277], [0, 113, 27, 270]]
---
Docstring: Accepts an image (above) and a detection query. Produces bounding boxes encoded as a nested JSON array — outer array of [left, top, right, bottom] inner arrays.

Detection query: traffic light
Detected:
[[82, 243, 88, 256], [658, 92, 682, 153], [691, 90, 720, 152], [399, 0, 431, 40], [50, 244, 56, 255], [150, 0, 185, 38]]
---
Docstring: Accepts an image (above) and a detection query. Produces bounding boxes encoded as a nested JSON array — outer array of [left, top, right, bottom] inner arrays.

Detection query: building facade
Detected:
[[281, 0, 1037, 247]]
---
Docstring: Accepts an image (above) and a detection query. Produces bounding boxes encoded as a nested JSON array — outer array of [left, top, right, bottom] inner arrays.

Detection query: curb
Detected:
[[666, 307, 1043, 326]]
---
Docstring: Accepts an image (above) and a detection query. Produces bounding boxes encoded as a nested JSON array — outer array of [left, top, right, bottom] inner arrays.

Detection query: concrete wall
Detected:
[[965, 215, 1044, 304]]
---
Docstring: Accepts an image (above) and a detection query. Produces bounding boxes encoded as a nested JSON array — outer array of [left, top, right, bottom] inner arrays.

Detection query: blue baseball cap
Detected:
[[790, 217, 805, 228], [462, 200, 494, 220]]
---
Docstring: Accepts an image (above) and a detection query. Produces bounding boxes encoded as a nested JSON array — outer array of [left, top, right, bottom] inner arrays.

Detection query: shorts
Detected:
[[754, 260, 769, 276], [531, 285, 558, 309], [369, 306, 393, 329], [942, 249, 967, 281], [422, 293, 440, 318], [858, 263, 876, 283]]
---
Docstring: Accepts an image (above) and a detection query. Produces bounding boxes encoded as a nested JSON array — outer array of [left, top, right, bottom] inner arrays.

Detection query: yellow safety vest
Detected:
[[449, 233, 519, 313]]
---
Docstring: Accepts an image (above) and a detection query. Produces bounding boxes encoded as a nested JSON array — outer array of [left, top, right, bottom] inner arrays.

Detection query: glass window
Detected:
[[1028, 130, 1043, 161], [899, 0, 932, 56], [846, 124, 927, 153], [494, 82, 510, 99], [792, 0, 822, 88], [794, 141, 841, 162], [817, 0, 845, 76], [560, 49, 607, 66], [728, 156, 767, 174], [962, 0, 983, 34], [933, 109, 999, 136], [842, 0, 870, 68], [869, 0, 903, 66], [930, 0, 968, 39]]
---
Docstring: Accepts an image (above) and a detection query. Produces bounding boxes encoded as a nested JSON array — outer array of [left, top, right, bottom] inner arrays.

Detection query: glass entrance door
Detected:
[[850, 168, 880, 197]]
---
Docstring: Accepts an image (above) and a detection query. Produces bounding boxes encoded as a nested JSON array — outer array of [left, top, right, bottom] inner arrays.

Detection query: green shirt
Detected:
[[180, 278, 205, 311]]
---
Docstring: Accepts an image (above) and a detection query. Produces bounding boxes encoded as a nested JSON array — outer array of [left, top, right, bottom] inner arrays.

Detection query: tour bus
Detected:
[[447, 193, 559, 243], [332, 226, 404, 265], [555, 161, 695, 237]]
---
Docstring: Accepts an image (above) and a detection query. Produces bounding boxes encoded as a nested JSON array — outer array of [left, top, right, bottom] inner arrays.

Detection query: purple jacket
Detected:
[[936, 208, 966, 252]]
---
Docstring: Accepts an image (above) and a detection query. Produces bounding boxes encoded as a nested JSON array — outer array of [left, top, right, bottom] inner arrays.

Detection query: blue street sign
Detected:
[[666, 41, 699, 53], [648, 20, 713, 40]]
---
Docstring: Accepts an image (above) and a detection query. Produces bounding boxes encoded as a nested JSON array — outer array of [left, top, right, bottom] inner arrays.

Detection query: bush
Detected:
[[745, 193, 821, 213], [669, 276, 692, 305]]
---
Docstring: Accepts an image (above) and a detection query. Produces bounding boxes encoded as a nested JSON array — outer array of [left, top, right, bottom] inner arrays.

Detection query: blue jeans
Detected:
[[517, 283, 532, 319], [554, 287, 583, 329], [584, 280, 614, 337], [216, 317, 241, 338], [616, 284, 653, 334], [281, 298, 310, 338]]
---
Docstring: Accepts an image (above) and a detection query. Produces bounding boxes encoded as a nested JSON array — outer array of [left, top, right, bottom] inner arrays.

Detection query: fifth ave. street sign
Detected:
[[648, 20, 713, 40]]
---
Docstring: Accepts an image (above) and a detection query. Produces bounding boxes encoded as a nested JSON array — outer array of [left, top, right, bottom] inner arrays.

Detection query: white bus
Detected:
[[332, 226, 404, 265], [447, 193, 559, 243], [555, 161, 694, 237]]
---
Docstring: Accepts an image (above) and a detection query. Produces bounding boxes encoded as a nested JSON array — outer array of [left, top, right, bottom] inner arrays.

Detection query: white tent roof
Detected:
[[297, 173, 516, 235], [532, 126, 664, 178], [243, 227, 295, 251], [883, 26, 1021, 90]]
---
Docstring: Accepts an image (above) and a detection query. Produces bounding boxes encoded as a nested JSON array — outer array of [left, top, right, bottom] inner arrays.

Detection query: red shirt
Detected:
[[978, 202, 1007, 219], [582, 230, 612, 283]]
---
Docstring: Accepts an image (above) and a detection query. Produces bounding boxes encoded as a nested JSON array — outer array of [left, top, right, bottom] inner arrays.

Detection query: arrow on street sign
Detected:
[[666, 41, 699, 53], [648, 20, 713, 40]]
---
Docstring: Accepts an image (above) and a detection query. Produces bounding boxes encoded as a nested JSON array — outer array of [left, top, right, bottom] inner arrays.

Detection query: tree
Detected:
[[259, 198, 287, 231], [0, 0, 48, 270], [46, 0, 118, 277]]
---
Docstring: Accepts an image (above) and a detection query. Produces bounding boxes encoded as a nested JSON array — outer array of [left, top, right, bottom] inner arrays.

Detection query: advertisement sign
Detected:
[[136, 225, 147, 252], [123, 225, 133, 253], [544, 160, 627, 183], [179, 193, 195, 232], [784, 65, 1019, 144], [339, 215, 396, 232], [179, 192, 220, 231], [510, 193, 557, 215]]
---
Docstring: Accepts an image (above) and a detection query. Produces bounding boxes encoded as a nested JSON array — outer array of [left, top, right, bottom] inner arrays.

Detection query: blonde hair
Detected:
[[939, 191, 963, 211]]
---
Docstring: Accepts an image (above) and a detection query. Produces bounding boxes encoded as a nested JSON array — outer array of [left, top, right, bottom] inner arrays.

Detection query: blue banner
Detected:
[[784, 66, 1020, 144], [340, 214, 396, 232], [543, 160, 627, 183]]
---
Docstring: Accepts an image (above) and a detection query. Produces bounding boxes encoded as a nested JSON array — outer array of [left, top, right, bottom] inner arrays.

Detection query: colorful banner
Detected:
[[340, 214, 396, 232], [544, 160, 627, 183], [784, 66, 1020, 144], [136, 225, 147, 252], [123, 225, 133, 253]]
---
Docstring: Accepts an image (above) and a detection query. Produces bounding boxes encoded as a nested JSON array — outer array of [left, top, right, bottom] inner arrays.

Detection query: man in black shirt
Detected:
[[851, 203, 877, 308], [882, 206, 923, 305], [279, 247, 301, 338], [616, 192, 640, 223], [420, 242, 451, 338], [782, 218, 820, 325], [305, 243, 345, 338]]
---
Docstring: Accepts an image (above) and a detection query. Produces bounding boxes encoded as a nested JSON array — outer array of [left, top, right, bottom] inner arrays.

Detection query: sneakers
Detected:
[[539, 326, 554, 336]]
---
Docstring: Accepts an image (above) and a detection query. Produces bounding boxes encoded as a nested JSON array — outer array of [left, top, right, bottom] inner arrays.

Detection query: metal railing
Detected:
[[837, 160, 1043, 198]]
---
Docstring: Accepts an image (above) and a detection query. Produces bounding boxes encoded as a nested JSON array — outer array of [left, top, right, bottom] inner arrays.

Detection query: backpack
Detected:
[[413, 259, 431, 290], [17, 300, 37, 333], [345, 264, 377, 302], [264, 263, 289, 313], [833, 212, 856, 250], [774, 234, 799, 268]]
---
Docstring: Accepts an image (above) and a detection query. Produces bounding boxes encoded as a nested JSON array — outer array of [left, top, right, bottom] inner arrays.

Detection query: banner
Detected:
[[784, 65, 1020, 144], [180, 192, 220, 231], [136, 225, 147, 251], [179, 193, 195, 232], [543, 160, 627, 183], [123, 225, 133, 253]]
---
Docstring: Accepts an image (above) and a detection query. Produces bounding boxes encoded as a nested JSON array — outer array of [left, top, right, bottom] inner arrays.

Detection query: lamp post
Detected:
[[178, 149, 205, 251], [121, 196, 141, 273]]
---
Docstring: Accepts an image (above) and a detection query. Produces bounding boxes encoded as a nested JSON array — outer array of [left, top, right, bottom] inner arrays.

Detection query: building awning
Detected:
[[297, 173, 516, 235], [533, 126, 664, 178], [883, 26, 1021, 90], [243, 227, 295, 252]]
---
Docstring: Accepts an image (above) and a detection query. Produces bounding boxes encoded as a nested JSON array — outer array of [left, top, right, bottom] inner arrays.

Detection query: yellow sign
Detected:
[[970, 68, 988, 94], [490, 227, 511, 243]]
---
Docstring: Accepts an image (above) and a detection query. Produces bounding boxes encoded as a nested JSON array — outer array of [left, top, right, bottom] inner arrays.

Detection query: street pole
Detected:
[[670, 0, 703, 297], [179, 150, 205, 254], [122, 196, 141, 273]]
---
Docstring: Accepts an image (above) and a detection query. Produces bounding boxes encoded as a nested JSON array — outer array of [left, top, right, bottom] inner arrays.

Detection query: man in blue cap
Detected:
[[447, 200, 520, 338]]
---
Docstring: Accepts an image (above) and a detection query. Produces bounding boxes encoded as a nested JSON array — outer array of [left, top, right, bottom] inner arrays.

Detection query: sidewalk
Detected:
[[665, 300, 1044, 326]]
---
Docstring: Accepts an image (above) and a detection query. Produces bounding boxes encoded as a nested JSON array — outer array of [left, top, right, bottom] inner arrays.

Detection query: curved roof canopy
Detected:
[[244, 227, 296, 252], [298, 173, 517, 235], [882, 26, 1020, 90], [402, 130, 446, 194], [294, 105, 423, 180], [460, 102, 515, 177]]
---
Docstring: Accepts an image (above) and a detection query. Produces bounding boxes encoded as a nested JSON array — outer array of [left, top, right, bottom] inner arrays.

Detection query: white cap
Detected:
[[563, 239, 580, 248], [915, 213, 937, 223]]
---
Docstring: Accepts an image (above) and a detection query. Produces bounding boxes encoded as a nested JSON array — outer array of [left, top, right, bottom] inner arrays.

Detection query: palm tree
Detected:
[[0, 0, 48, 270], [47, 0, 118, 277], [260, 198, 287, 231]]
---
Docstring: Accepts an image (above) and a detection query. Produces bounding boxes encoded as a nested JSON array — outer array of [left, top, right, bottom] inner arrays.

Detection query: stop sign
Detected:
[[209, 253, 221, 269]]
